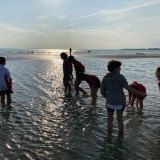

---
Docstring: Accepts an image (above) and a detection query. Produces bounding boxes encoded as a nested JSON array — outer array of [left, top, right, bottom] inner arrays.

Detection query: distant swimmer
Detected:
[[155, 67, 160, 91], [69, 48, 72, 55]]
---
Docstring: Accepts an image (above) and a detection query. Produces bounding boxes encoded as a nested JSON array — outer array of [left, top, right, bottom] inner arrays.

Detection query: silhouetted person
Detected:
[[69, 48, 72, 55]]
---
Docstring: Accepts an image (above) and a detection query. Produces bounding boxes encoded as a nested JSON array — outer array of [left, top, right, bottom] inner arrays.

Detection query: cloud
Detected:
[[36, 0, 68, 5], [38, 15, 49, 20], [58, 15, 67, 20], [63, 24, 74, 28], [0, 23, 47, 36], [72, 0, 160, 20]]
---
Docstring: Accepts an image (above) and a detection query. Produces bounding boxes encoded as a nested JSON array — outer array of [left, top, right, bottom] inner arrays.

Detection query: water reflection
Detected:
[[0, 57, 160, 159], [0, 105, 12, 121]]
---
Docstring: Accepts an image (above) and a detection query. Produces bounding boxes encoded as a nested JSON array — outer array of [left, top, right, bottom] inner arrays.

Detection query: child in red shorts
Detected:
[[127, 81, 146, 111], [75, 73, 100, 106]]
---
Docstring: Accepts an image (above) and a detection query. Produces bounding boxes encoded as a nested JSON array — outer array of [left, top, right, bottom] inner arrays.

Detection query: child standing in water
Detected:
[[75, 73, 100, 106], [101, 60, 146, 134], [155, 67, 160, 91], [127, 81, 146, 112], [60, 52, 72, 94], [0, 57, 13, 106]]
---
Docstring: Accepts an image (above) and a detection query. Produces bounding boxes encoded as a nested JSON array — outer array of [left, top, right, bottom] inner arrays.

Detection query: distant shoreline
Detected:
[[122, 48, 160, 50], [93, 54, 160, 59]]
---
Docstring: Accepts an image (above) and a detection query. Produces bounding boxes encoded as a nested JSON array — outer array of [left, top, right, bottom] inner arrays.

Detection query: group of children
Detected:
[[60, 52, 100, 106], [60, 52, 160, 134], [0, 54, 160, 134]]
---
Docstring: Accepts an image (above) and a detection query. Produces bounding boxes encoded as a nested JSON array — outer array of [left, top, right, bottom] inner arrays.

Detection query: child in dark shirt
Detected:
[[68, 56, 85, 77], [60, 52, 72, 93]]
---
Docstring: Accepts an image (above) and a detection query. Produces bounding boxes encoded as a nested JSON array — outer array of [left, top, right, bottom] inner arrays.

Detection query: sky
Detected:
[[0, 0, 160, 49]]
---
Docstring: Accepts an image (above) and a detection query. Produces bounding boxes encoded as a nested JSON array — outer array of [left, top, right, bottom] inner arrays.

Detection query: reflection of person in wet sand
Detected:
[[69, 48, 72, 55]]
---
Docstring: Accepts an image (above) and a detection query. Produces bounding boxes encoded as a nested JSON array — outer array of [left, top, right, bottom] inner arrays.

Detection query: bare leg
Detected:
[[1, 94, 5, 105], [6, 94, 11, 106], [130, 95, 136, 107], [107, 111, 114, 134], [63, 79, 71, 93], [117, 111, 124, 134], [138, 100, 143, 112], [78, 86, 87, 94], [91, 88, 98, 105]]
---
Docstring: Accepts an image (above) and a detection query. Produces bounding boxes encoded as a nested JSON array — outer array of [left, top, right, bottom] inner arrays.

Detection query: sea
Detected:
[[0, 48, 160, 160]]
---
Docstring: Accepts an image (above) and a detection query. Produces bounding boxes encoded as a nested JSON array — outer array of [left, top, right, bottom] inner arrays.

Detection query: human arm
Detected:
[[126, 92, 131, 106], [127, 86, 147, 97], [100, 77, 107, 98], [75, 79, 87, 95], [9, 78, 12, 89], [5, 70, 12, 90], [90, 84, 97, 105]]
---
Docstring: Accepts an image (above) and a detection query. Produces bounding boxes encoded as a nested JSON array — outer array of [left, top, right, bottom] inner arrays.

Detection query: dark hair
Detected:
[[77, 72, 86, 80], [157, 67, 160, 72], [0, 57, 6, 65], [107, 60, 121, 72], [68, 56, 75, 62], [60, 52, 68, 59]]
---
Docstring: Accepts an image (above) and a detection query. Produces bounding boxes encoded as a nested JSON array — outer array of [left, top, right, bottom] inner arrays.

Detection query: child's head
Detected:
[[77, 72, 86, 81], [107, 60, 121, 72], [0, 57, 6, 65], [60, 52, 68, 60], [68, 56, 75, 62], [156, 67, 160, 80]]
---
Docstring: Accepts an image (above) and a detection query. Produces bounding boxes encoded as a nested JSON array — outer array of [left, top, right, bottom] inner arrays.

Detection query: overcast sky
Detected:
[[0, 0, 160, 49]]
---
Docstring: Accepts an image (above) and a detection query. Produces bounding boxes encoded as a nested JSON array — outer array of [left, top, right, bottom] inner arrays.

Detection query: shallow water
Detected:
[[0, 51, 160, 160]]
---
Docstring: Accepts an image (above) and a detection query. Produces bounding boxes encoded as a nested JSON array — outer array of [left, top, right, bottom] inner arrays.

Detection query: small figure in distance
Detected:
[[75, 72, 100, 106], [69, 48, 72, 56], [155, 67, 160, 91], [60, 52, 72, 94], [0, 57, 13, 106], [101, 60, 147, 134], [68, 56, 85, 78], [127, 81, 146, 112]]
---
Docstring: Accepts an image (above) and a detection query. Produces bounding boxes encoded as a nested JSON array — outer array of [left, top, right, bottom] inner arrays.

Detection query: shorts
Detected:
[[106, 104, 125, 112], [63, 74, 72, 81], [76, 69, 85, 77], [94, 77, 101, 89], [0, 90, 13, 95]]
